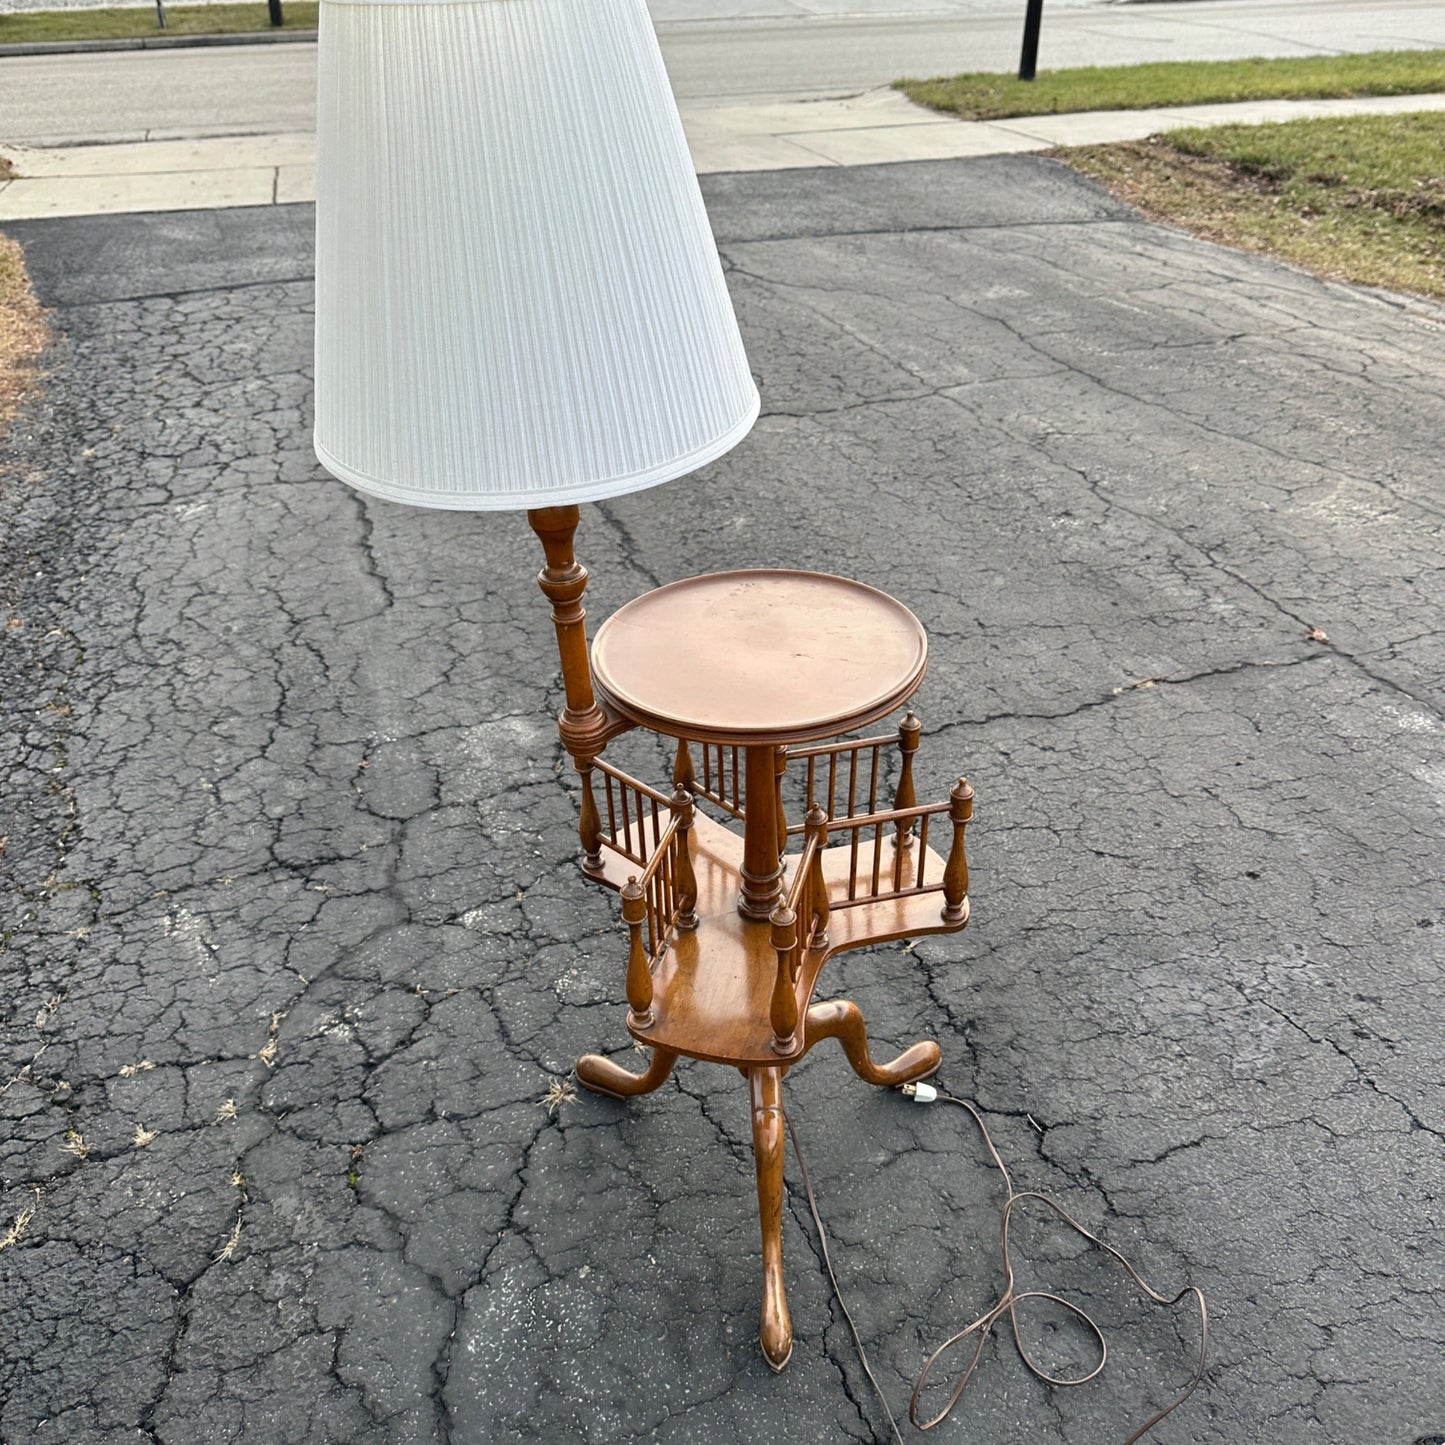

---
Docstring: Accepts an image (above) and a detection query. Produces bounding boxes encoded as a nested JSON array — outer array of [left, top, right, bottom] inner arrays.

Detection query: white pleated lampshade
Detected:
[[312, 0, 759, 512]]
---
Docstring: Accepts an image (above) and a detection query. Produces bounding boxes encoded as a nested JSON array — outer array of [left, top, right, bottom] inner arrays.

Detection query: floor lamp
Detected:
[[312, 0, 974, 1371]]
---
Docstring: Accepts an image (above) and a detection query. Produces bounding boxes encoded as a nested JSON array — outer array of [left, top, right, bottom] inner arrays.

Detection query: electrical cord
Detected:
[[783, 1082, 1208, 1443]]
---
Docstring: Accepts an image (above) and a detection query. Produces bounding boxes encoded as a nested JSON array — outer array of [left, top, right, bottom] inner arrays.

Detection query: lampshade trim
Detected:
[[314, 385, 759, 512]]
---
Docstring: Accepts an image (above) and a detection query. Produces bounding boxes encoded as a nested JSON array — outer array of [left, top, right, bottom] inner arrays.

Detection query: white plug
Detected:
[[901, 1081, 938, 1104]]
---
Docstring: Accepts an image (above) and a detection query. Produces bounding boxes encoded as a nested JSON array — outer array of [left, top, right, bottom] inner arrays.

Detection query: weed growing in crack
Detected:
[[542, 1076, 577, 1117], [256, 1008, 287, 1068], [215, 1099, 238, 1123], [0, 1188, 41, 1251], [215, 1216, 242, 1262], [61, 1128, 88, 1161], [132, 1125, 157, 1148]]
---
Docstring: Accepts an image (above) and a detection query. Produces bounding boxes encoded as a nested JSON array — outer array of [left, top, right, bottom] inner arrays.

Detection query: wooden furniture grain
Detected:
[[528, 507, 973, 1372]]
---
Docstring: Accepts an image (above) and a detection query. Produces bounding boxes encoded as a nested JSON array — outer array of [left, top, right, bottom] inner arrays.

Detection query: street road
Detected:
[[3, 0, 1444, 145]]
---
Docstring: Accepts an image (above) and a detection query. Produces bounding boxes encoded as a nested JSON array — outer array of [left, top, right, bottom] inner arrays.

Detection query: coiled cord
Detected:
[[784, 1083, 1208, 1442]]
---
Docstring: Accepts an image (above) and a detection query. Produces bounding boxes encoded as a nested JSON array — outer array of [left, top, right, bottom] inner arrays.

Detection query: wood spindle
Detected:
[[671, 785, 699, 929], [673, 738, 695, 795], [658, 865, 670, 937], [894, 710, 920, 849], [804, 806, 829, 952], [769, 903, 799, 1053], [622, 878, 654, 1026], [942, 777, 974, 923], [578, 764, 604, 877], [645, 877, 658, 960]]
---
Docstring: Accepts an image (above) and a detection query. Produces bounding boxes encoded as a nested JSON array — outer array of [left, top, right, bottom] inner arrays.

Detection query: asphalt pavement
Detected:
[[2, 153, 1443, 1442]]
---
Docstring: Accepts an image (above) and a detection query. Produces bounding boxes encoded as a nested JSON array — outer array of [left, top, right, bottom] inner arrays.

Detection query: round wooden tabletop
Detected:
[[590, 570, 928, 746]]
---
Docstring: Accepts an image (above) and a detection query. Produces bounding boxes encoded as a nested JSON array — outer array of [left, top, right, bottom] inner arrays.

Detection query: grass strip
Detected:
[[0, 234, 49, 435], [1061, 111, 1445, 301], [0, 2, 317, 43], [899, 50, 1445, 121]]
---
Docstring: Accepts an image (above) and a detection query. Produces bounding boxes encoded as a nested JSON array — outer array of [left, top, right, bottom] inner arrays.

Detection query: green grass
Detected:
[[0, 2, 317, 43], [1062, 112, 1445, 300], [898, 50, 1445, 121]]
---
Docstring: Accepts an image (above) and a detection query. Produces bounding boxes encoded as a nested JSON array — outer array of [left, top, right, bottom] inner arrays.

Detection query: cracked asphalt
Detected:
[[2, 156, 1443, 1443]]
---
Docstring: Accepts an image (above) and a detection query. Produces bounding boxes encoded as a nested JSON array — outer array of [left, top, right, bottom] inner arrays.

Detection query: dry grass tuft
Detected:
[[542, 1075, 577, 1117], [0, 233, 48, 435], [132, 1124, 157, 1148], [255, 1008, 287, 1068], [215, 1216, 242, 1262], [0, 1188, 42, 1251]]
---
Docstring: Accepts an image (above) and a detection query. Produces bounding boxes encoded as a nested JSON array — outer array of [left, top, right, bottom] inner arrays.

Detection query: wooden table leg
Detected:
[[749, 1064, 793, 1371], [804, 999, 941, 1087], [576, 1046, 679, 1099]]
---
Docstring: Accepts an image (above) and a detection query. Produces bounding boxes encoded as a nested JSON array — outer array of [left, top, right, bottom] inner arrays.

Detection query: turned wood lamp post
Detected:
[[313, 0, 973, 1373]]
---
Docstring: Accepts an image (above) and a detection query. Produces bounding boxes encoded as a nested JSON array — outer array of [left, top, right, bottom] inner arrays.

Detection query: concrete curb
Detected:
[[0, 29, 315, 57]]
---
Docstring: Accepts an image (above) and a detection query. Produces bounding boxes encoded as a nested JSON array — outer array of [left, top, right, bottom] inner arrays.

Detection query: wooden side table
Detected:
[[560, 568, 974, 1371]]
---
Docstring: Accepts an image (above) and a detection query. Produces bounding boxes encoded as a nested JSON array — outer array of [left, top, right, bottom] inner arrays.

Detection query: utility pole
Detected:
[[268, 0, 284, 25], [1019, 0, 1044, 81]]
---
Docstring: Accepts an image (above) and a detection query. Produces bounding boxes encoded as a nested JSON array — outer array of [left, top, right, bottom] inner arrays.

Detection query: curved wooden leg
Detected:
[[575, 1046, 679, 1100], [749, 1065, 793, 1372], [803, 999, 940, 1087]]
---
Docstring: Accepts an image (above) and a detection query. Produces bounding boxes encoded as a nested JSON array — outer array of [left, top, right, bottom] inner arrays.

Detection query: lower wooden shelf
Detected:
[[594, 810, 967, 1066]]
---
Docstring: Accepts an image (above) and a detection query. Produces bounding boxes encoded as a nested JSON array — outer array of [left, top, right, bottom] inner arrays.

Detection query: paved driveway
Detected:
[[1, 158, 1442, 1442]]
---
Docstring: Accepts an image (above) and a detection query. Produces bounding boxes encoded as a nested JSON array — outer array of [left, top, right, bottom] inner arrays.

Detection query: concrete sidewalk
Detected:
[[4, 88, 1445, 220]]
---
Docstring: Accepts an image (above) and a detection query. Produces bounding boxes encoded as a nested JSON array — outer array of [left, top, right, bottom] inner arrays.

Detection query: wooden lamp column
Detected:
[[527, 505, 616, 878]]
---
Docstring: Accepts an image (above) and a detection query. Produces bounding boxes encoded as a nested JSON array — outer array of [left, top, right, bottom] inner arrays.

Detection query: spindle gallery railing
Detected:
[[672, 739, 746, 820], [766, 778, 973, 1054], [829, 779, 973, 911], [784, 710, 921, 839], [621, 787, 699, 1028], [590, 759, 679, 873]]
